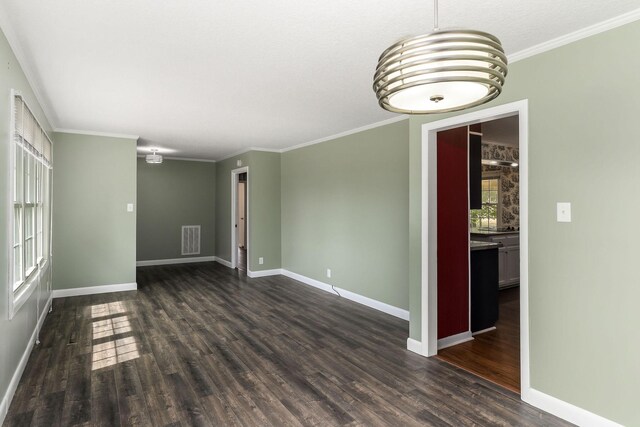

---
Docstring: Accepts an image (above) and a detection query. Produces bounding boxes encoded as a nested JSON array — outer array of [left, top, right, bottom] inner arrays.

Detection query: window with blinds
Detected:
[[10, 91, 53, 317]]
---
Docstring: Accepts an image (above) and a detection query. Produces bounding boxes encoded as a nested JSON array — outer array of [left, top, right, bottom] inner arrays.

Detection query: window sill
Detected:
[[25, 266, 37, 280], [12, 279, 24, 293], [10, 272, 38, 319], [9, 260, 48, 320]]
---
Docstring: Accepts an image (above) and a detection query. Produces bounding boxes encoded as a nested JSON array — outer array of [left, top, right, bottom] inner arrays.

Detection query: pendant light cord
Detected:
[[433, 0, 439, 31]]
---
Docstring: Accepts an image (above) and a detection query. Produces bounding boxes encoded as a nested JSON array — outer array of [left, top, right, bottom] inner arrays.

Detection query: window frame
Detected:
[[472, 172, 502, 230], [8, 90, 53, 319]]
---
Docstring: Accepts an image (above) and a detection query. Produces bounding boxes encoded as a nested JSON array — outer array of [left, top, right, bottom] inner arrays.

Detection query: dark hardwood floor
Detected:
[[438, 287, 521, 393], [4, 264, 570, 426]]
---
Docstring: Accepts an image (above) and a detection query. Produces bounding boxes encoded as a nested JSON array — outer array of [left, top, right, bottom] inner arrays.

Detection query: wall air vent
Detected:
[[181, 225, 201, 255]]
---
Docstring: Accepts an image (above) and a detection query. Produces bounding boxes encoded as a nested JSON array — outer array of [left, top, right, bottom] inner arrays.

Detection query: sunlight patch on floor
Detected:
[[91, 301, 139, 370], [92, 314, 132, 339], [92, 335, 140, 370], [91, 301, 127, 318]]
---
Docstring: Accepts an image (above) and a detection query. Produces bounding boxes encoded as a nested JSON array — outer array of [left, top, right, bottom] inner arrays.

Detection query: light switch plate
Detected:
[[127, 203, 134, 212], [557, 202, 571, 222]]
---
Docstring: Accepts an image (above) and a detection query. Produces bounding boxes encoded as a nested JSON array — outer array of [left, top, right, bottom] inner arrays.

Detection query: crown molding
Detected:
[[281, 115, 409, 154], [508, 7, 640, 63], [163, 156, 216, 163], [54, 128, 139, 140], [216, 146, 283, 162], [0, 4, 56, 129], [216, 116, 409, 161], [249, 147, 282, 153], [136, 154, 216, 163]]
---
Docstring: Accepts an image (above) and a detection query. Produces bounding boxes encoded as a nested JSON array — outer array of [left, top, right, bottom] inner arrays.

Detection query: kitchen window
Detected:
[[9, 91, 53, 318], [471, 176, 500, 229]]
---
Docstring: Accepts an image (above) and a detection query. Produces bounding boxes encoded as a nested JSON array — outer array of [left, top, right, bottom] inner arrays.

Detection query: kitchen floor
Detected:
[[437, 287, 520, 393]]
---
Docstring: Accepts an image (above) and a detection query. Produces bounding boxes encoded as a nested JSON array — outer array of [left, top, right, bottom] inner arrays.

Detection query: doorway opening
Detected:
[[435, 116, 521, 393], [231, 167, 249, 272], [418, 100, 530, 395]]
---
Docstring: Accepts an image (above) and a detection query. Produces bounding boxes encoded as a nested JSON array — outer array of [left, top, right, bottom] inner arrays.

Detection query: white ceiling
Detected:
[[2, 1, 639, 160]]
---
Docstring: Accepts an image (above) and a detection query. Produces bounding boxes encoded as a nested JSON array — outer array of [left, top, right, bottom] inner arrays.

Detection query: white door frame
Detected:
[[230, 166, 249, 269], [418, 99, 530, 393]]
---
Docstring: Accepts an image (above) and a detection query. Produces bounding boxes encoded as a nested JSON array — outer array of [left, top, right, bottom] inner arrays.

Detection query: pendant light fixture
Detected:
[[373, 0, 508, 114], [146, 148, 163, 164]]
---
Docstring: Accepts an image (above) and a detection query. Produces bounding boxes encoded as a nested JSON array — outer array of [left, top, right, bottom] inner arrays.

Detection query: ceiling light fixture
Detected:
[[373, 0, 508, 114], [146, 148, 163, 164]]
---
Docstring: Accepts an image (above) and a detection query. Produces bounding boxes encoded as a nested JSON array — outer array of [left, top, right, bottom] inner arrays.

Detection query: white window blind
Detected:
[[9, 91, 53, 318]]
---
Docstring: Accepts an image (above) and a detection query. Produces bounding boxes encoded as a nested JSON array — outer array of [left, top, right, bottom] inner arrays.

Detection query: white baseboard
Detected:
[[281, 269, 410, 321], [407, 338, 423, 355], [52, 282, 137, 298], [214, 257, 233, 268], [472, 326, 496, 336], [409, 336, 622, 426], [136, 256, 215, 267], [247, 268, 283, 278], [38, 296, 52, 332], [522, 387, 623, 427], [437, 331, 473, 350], [0, 297, 52, 425]]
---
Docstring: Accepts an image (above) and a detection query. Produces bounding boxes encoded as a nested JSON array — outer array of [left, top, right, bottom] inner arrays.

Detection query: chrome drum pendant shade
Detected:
[[373, 29, 508, 114]]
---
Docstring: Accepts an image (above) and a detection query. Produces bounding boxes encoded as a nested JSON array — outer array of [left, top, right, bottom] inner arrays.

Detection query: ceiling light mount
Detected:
[[146, 148, 163, 164], [373, 0, 508, 114]]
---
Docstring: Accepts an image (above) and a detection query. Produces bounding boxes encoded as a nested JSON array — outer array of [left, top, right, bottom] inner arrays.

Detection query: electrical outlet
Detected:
[[259, 257, 264, 265], [326, 268, 331, 278], [127, 203, 134, 212]]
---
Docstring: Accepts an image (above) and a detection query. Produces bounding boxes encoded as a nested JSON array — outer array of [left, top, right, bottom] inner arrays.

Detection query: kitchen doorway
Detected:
[[231, 166, 249, 271], [417, 100, 530, 395], [436, 115, 522, 392]]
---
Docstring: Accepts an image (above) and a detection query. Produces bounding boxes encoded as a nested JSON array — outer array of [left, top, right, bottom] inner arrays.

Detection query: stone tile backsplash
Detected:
[[482, 142, 519, 229]]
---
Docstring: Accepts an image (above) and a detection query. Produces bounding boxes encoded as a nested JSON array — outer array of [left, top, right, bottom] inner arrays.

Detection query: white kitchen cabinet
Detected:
[[498, 248, 508, 287], [471, 232, 520, 289], [506, 247, 520, 285]]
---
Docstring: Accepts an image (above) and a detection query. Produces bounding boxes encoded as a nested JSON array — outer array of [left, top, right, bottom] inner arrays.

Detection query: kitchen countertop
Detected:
[[470, 240, 502, 251], [470, 228, 520, 236]]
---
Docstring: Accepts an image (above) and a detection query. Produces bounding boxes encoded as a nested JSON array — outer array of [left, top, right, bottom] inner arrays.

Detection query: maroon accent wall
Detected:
[[437, 126, 469, 339]]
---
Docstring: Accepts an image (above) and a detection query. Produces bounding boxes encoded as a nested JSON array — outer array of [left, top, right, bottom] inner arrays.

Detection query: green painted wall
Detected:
[[249, 152, 282, 271], [281, 120, 410, 310], [137, 158, 216, 261], [408, 21, 640, 426], [215, 151, 281, 271], [0, 28, 53, 417], [52, 132, 137, 289]]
